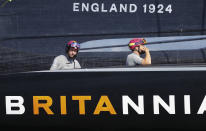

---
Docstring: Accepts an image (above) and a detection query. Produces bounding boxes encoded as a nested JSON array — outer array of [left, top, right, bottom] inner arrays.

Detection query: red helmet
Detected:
[[128, 38, 146, 50], [65, 40, 80, 53], [66, 40, 80, 50]]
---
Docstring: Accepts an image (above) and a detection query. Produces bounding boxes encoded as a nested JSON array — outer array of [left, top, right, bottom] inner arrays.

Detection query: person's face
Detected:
[[68, 47, 78, 58], [136, 45, 145, 54]]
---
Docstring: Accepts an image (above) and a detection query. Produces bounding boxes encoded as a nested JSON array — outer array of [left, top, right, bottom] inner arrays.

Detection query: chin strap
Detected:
[[73, 60, 76, 69]]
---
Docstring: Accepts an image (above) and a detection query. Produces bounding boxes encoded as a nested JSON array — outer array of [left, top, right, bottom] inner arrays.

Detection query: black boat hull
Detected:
[[1, 68, 206, 130]]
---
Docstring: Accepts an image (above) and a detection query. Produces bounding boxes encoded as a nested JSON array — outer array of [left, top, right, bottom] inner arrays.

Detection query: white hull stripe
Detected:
[[31, 66, 206, 73]]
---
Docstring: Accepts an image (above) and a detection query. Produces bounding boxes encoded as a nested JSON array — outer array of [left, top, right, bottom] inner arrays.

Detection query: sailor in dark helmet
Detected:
[[50, 40, 81, 70], [126, 38, 151, 66]]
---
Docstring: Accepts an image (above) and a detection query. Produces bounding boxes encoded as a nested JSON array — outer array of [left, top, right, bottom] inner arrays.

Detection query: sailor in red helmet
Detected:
[[50, 40, 81, 70], [126, 38, 151, 66]]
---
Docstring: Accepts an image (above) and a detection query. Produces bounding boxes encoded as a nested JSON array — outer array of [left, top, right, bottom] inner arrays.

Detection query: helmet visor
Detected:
[[70, 42, 80, 49]]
